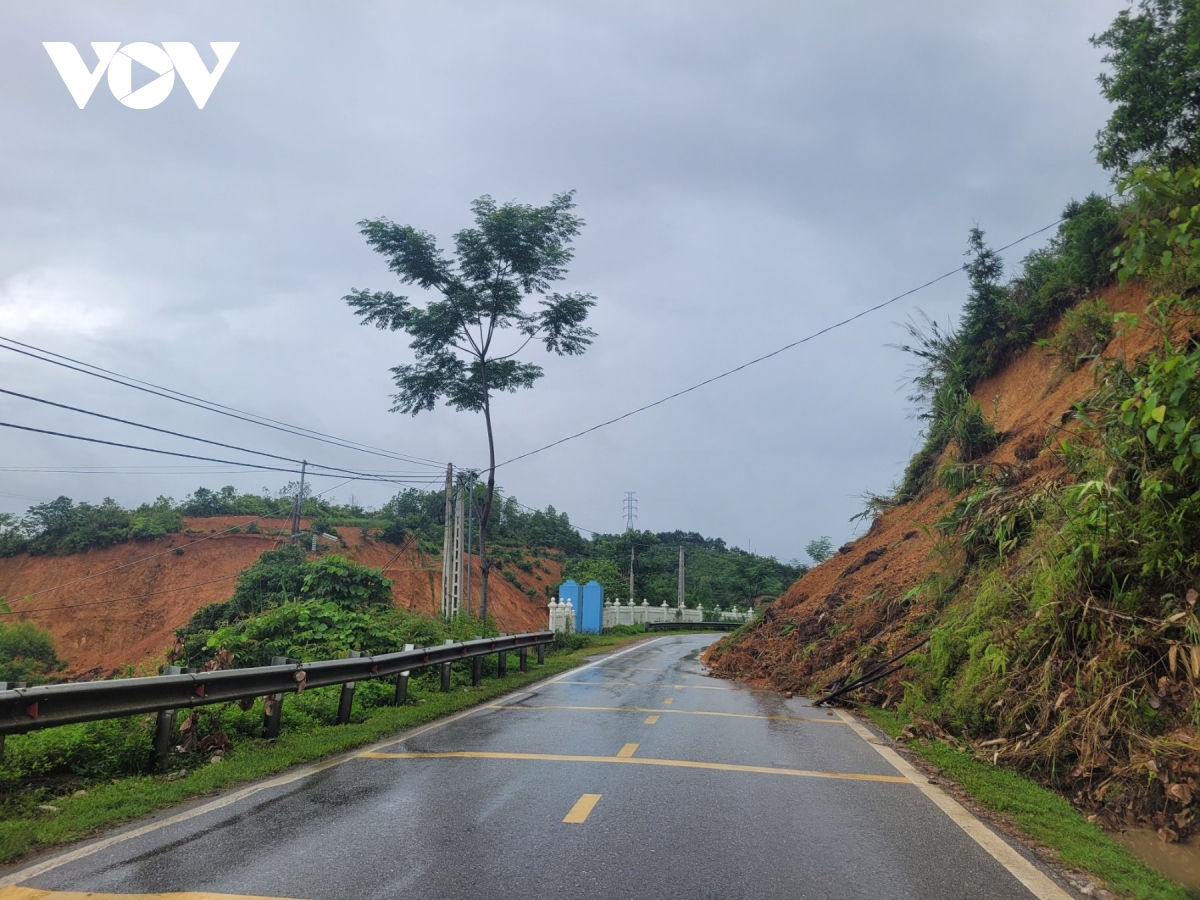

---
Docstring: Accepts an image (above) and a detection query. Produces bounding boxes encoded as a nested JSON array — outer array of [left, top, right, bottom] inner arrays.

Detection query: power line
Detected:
[[0, 421, 437, 484], [0, 388, 435, 481], [494, 216, 1067, 469], [0, 334, 445, 468]]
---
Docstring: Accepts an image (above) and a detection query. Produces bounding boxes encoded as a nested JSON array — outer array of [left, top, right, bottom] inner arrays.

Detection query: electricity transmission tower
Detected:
[[623, 491, 637, 531]]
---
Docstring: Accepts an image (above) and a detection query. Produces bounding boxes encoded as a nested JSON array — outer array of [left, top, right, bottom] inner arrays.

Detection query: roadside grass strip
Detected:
[[359, 749, 911, 784], [0, 635, 649, 868], [864, 708, 1189, 900]]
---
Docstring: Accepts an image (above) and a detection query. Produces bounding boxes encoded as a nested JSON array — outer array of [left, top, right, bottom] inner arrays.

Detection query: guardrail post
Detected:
[[336, 650, 362, 725], [263, 656, 288, 739], [440, 640, 453, 692], [497, 646, 507, 678], [394, 644, 414, 705], [471, 636, 483, 687], [152, 665, 183, 771], [519, 646, 528, 672], [536, 643, 545, 665]]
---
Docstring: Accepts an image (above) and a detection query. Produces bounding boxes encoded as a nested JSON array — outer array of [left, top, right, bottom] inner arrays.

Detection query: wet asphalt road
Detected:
[[0, 635, 1063, 899]]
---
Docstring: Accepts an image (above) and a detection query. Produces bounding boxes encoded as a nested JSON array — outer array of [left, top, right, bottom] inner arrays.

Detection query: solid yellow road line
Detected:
[[360, 750, 910, 784], [662, 697, 673, 705], [644, 715, 660, 724], [487, 704, 844, 725], [0, 889, 302, 900], [563, 793, 602, 824], [617, 743, 639, 758]]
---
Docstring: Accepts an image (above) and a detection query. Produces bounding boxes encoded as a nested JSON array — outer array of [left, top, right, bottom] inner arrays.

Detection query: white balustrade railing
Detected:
[[548, 596, 756, 633]]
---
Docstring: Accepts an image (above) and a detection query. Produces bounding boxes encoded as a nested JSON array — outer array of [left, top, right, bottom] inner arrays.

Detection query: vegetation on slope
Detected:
[[712, 0, 1200, 859]]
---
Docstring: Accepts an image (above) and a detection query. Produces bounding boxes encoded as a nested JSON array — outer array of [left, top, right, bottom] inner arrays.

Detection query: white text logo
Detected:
[[43, 42, 239, 109]]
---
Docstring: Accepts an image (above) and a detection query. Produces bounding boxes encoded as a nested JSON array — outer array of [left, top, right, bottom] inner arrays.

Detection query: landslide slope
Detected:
[[0, 517, 556, 678], [708, 278, 1200, 837]]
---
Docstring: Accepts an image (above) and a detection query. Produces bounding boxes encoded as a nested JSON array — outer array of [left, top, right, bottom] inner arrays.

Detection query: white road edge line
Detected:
[[833, 709, 1071, 900], [0, 636, 669, 888]]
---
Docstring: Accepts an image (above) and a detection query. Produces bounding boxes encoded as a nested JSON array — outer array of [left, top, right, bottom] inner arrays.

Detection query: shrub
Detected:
[[1041, 298, 1113, 370], [952, 398, 999, 461], [0, 621, 64, 684]]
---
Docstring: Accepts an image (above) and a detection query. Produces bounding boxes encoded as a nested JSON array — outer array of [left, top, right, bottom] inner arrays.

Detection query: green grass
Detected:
[[865, 708, 1190, 900], [0, 633, 646, 866]]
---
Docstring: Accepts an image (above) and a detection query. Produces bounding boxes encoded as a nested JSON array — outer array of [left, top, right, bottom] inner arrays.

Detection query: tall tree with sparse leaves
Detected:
[[344, 192, 597, 623]]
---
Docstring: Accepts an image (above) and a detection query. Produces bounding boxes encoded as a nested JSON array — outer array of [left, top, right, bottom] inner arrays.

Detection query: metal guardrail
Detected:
[[645, 621, 741, 631], [0, 631, 554, 738]]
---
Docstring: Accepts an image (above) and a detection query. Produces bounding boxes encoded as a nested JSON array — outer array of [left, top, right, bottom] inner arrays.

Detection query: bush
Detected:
[[1041, 298, 1113, 370], [0, 621, 64, 684], [952, 398, 999, 461]]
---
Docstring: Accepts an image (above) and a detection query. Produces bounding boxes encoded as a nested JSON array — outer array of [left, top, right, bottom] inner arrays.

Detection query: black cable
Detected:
[[494, 216, 1067, 469], [0, 335, 444, 468], [0, 388, 435, 482], [0, 421, 433, 483]]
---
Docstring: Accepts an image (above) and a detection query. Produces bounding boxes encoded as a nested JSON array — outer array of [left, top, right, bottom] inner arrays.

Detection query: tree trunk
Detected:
[[478, 362, 495, 626]]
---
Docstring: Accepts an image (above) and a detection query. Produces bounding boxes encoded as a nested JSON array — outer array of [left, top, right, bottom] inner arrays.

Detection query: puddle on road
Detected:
[[1116, 829, 1200, 890]]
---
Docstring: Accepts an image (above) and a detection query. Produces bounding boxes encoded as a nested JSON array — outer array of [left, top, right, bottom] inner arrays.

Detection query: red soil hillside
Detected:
[[0, 517, 558, 678], [707, 279, 1159, 690]]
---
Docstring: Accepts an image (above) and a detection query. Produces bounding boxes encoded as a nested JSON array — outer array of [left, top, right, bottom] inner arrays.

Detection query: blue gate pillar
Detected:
[[558, 580, 580, 628], [580, 580, 604, 633]]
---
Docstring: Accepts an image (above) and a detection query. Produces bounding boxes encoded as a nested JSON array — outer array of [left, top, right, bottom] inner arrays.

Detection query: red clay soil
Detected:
[[0, 517, 558, 678], [706, 280, 1163, 692]]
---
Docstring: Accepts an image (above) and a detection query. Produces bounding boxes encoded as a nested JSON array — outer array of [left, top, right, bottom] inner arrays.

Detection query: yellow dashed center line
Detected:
[[662, 697, 674, 705], [563, 793, 602, 824], [617, 743, 639, 758], [644, 715, 660, 724], [487, 704, 844, 725], [360, 750, 909, 784]]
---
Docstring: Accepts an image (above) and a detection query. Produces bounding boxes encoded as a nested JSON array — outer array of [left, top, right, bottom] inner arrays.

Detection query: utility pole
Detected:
[[623, 491, 637, 531], [678, 547, 685, 608], [451, 490, 465, 618], [465, 477, 474, 616], [629, 543, 635, 599], [440, 463, 454, 620], [290, 460, 307, 542]]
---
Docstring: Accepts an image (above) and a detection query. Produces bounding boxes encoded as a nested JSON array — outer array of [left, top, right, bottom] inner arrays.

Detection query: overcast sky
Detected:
[[0, 1, 1128, 562]]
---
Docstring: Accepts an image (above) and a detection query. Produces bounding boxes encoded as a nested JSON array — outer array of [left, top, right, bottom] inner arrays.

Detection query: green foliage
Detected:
[[0, 621, 64, 684], [950, 397, 999, 461], [892, 197, 1120, 502], [0, 496, 183, 557], [176, 547, 395, 668], [1092, 0, 1200, 176], [804, 536, 834, 564], [570, 529, 802, 609], [1039, 298, 1114, 370], [204, 603, 443, 668], [561, 557, 625, 599]]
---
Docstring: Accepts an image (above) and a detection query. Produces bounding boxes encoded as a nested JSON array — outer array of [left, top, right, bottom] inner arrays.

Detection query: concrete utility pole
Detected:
[[440, 463, 454, 620], [678, 547, 685, 608], [465, 479, 473, 615], [629, 543, 635, 599], [290, 460, 307, 542], [451, 491, 465, 618]]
